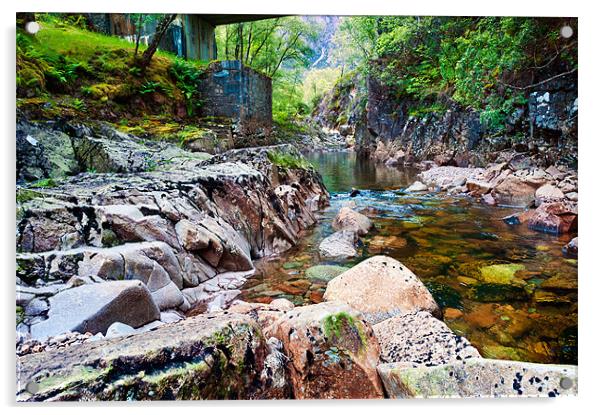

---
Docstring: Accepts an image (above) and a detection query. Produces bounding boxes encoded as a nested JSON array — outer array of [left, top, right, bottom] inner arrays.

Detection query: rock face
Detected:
[[373, 312, 480, 365], [29, 280, 160, 340], [318, 230, 358, 259], [378, 359, 577, 398], [332, 207, 373, 236], [323, 256, 440, 324], [17, 312, 283, 401], [266, 302, 384, 399], [16, 125, 329, 343]]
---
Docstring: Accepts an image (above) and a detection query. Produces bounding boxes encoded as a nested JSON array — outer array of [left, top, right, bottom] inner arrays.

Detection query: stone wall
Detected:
[[198, 60, 273, 128]]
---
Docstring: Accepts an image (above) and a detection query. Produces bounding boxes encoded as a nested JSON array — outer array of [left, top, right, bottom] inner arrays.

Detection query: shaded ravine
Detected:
[[240, 151, 577, 365]]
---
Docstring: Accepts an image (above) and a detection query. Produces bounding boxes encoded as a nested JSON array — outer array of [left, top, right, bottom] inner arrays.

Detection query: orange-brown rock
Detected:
[[332, 206, 373, 236], [528, 202, 577, 235], [266, 301, 384, 399]]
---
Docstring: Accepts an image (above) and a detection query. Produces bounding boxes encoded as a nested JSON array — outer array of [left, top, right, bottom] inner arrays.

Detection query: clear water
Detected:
[[240, 151, 577, 364]]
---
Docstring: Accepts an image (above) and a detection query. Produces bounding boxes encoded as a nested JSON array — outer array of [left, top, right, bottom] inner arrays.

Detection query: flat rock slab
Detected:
[[324, 256, 440, 324], [30, 280, 160, 340], [373, 311, 481, 365], [17, 312, 271, 401], [378, 359, 577, 398]]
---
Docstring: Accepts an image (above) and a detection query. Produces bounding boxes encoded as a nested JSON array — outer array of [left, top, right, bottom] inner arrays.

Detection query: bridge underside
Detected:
[[89, 13, 285, 61]]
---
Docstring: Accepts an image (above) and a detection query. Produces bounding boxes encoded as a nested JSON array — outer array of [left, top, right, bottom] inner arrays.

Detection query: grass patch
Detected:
[[267, 150, 312, 170]]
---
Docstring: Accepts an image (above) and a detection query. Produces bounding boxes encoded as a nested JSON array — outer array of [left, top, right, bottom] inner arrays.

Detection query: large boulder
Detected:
[[373, 311, 480, 365], [331, 207, 373, 236], [535, 183, 565, 206], [29, 280, 160, 340], [528, 202, 577, 235], [318, 230, 358, 260], [491, 175, 539, 207], [266, 302, 384, 399], [324, 256, 440, 324], [378, 359, 577, 398], [17, 312, 283, 401]]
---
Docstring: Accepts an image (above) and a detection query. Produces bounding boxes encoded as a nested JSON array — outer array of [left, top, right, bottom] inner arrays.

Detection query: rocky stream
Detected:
[[15, 119, 578, 400]]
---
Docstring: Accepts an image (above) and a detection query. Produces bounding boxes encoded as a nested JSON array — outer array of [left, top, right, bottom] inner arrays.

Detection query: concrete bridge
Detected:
[[87, 14, 282, 61]]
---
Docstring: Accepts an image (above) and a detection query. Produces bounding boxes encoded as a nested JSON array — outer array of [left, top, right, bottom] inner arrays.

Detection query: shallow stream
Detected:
[[240, 151, 577, 364]]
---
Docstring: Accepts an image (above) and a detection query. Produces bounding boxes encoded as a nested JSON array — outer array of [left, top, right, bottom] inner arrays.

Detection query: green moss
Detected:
[[322, 312, 368, 352], [16, 188, 43, 204], [30, 178, 57, 188], [479, 263, 525, 285], [282, 261, 303, 270], [16, 306, 25, 326], [305, 265, 349, 282], [267, 150, 312, 170]]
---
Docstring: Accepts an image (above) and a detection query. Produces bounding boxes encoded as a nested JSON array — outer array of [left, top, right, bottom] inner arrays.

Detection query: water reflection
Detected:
[[239, 151, 578, 364]]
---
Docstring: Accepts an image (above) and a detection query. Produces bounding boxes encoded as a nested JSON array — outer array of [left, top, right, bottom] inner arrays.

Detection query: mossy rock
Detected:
[[481, 344, 523, 361], [282, 261, 304, 270], [479, 263, 526, 286], [471, 283, 529, 302], [305, 265, 349, 282], [425, 282, 463, 310]]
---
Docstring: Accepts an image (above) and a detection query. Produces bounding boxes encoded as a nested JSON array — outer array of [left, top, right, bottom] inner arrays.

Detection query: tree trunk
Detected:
[[139, 14, 177, 72], [134, 15, 143, 57]]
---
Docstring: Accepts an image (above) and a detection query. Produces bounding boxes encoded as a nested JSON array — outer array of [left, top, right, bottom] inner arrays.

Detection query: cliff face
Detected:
[[315, 72, 577, 168]]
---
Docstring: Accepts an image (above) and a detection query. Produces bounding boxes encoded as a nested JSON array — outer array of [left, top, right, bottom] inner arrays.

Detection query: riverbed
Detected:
[[239, 151, 577, 365]]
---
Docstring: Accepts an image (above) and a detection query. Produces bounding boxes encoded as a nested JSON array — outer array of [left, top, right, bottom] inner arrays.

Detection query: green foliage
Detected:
[[322, 312, 367, 350], [338, 16, 577, 131], [30, 178, 57, 188], [139, 80, 163, 95], [267, 150, 312, 170], [169, 58, 205, 116], [302, 67, 342, 108]]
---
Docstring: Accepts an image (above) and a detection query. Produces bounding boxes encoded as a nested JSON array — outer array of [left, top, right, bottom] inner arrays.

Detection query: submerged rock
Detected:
[[324, 256, 440, 324], [304, 265, 349, 282], [562, 237, 578, 258], [266, 301, 384, 399], [378, 359, 577, 398]]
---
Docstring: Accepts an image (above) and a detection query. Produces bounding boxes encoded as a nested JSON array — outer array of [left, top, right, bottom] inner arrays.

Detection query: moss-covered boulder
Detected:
[[17, 312, 284, 401]]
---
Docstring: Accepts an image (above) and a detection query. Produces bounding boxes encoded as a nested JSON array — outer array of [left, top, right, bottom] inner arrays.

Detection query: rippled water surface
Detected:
[[240, 151, 577, 364]]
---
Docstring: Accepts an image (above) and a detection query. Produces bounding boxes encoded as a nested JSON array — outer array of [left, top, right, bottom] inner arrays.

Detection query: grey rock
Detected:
[[105, 322, 136, 339], [29, 280, 160, 340], [378, 358, 577, 398], [373, 311, 481, 365], [318, 230, 358, 259]]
